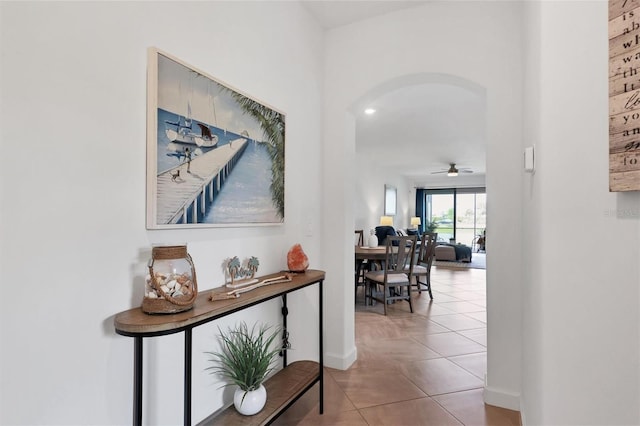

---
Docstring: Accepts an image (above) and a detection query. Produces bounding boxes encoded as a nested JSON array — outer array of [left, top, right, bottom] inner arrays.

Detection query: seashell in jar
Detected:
[[173, 289, 184, 297], [174, 283, 181, 294], [167, 279, 177, 290], [160, 285, 170, 294], [182, 287, 192, 296], [147, 291, 158, 299]]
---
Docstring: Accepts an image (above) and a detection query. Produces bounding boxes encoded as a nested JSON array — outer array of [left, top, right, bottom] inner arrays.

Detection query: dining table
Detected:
[[354, 245, 388, 290], [354, 242, 419, 283], [355, 242, 417, 261], [354, 245, 387, 261]]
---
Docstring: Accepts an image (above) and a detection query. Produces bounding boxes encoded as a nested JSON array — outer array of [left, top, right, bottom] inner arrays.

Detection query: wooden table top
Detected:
[[114, 269, 325, 337], [354, 245, 387, 261]]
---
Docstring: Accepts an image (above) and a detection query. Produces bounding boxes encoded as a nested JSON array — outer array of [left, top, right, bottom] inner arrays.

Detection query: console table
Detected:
[[114, 269, 325, 425]]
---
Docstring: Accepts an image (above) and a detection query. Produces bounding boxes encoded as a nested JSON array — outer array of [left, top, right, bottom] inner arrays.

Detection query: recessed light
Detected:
[[364, 108, 376, 115]]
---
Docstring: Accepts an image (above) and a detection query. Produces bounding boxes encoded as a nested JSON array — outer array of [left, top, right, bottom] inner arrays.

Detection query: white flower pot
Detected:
[[233, 384, 267, 416]]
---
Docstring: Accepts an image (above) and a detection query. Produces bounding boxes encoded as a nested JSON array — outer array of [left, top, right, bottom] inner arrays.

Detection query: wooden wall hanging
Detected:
[[610, 0, 640, 191]]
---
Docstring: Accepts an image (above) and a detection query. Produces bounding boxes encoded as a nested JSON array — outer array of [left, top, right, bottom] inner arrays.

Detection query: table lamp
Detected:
[[410, 217, 421, 229], [379, 216, 393, 226]]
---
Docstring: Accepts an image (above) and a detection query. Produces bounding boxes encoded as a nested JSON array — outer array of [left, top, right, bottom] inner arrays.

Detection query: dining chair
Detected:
[[354, 230, 366, 301], [364, 235, 417, 315], [412, 232, 438, 299]]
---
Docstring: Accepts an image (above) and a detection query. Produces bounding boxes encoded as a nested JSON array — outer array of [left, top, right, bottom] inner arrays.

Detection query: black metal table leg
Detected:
[[184, 328, 192, 426], [281, 294, 288, 367], [134, 336, 143, 426], [319, 279, 324, 414]]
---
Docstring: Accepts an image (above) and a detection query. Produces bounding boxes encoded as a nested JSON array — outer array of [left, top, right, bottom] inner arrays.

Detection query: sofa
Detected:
[[374, 226, 397, 246], [434, 243, 472, 262]]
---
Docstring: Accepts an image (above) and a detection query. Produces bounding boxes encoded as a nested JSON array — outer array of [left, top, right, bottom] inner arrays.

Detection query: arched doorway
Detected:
[[322, 66, 522, 410], [350, 73, 487, 236]]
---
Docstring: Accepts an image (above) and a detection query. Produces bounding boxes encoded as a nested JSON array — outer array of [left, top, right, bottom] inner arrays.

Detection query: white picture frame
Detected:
[[384, 184, 397, 216], [146, 48, 285, 229]]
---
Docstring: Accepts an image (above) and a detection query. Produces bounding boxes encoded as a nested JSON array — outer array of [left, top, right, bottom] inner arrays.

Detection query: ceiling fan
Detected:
[[432, 163, 473, 177]]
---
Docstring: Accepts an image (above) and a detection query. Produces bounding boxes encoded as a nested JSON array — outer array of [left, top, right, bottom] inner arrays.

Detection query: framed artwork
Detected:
[[146, 48, 285, 229], [384, 184, 397, 216], [609, 0, 640, 191]]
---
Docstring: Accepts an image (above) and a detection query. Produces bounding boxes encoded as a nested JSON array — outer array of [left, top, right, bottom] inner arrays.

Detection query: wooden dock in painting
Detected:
[[156, 138, 248, 224]]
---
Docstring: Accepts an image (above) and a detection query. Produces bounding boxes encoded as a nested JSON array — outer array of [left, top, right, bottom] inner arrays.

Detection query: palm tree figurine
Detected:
[[247, 257, 259, 279], [228, 257, 241, 285]]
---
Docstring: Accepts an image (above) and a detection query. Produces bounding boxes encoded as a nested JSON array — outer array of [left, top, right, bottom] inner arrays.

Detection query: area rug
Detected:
[[434, 252, 486, 270]]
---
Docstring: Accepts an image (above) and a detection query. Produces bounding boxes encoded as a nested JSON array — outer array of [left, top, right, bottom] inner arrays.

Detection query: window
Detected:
[[416, 188, 486, 246]]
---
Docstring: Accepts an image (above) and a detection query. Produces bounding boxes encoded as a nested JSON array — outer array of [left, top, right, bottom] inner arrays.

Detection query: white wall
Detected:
[[0, 2, 324, 424], [322, 0, 524, 407], [521, 1, 640, 424], [521, 1, 545, 422], [353, 157, 411, 233]]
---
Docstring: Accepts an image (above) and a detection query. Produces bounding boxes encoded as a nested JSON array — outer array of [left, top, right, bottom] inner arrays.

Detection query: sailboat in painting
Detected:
[[164, 102, 219, 148]]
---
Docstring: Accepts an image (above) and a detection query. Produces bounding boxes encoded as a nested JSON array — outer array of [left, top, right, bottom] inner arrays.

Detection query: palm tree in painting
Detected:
[[224, 90, 285, 220]]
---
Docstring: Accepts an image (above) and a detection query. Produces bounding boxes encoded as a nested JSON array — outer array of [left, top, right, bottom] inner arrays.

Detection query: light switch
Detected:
[[524, 146, 535, 172]]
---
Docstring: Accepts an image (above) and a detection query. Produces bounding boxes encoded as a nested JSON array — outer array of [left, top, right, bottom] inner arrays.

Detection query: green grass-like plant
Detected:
[[206, 322, 282, 401]]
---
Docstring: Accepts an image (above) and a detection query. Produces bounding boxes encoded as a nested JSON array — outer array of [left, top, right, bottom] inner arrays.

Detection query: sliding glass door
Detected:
[[426, 191, 454, 242], [455, 190, 486, 246], [416, 188, 486, 246]]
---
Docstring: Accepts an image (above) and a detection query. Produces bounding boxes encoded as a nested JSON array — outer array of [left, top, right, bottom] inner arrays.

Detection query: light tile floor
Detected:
[[273, 266, 521, 426]]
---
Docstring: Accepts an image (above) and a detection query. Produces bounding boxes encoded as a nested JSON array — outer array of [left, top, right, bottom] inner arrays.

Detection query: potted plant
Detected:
[[206, 322, 283, 416], [425, 221, 439, 234]]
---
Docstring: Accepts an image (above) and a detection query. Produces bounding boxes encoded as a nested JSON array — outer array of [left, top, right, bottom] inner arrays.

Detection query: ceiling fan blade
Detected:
[[431, 169, 473, 174], [431, 164, 473, 174]]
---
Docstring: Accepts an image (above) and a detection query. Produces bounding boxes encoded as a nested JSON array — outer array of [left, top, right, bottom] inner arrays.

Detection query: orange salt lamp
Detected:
[[287, 244, 309, 272]]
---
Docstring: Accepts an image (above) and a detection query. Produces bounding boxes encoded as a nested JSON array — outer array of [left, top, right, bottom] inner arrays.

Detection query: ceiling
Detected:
[[300, 0, 487, 187], [300, 0, 428, 29], [355, 83, 486, 186]]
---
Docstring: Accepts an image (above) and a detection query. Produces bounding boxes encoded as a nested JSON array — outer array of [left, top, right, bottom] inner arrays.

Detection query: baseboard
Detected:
[[323, 346, 357, 370], [483, 386, 521, 411]]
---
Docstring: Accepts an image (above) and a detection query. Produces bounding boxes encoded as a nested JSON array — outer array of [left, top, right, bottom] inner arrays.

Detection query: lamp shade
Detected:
[[379, 216, 394, 226], [410, 217, 421, 227]]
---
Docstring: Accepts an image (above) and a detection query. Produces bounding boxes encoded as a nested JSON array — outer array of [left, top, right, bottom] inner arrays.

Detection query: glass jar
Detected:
[[142, 245, 198, 314]]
